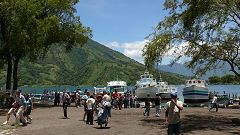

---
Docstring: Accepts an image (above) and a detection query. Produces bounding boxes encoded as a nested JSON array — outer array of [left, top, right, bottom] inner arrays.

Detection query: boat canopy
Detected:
[[107, 81, 127, 93], [185, 79, 207, 87], [140, 72, 153, 79], [107, 81, 127, 87]]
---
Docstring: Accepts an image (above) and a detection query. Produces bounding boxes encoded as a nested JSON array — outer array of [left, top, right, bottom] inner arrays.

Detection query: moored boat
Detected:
[[183, 79, 209, 104], [135, 71, 158, 101], [157, 81, 176, 101], [94, 87, 107, 94], [106, 80, 127, 95]]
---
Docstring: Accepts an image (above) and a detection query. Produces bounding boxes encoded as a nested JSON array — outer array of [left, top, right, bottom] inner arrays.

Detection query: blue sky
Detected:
[[76, 0, 170, 64]]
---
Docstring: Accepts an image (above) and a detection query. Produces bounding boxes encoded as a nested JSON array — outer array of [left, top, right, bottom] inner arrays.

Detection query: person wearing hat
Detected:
[[165, 92, 183, 135]]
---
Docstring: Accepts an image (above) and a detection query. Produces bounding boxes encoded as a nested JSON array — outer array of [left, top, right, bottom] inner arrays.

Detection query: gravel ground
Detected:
[[0, 106, 239, 135]]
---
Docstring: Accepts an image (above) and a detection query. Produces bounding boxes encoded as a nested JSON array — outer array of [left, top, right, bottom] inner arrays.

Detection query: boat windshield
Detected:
[[108, 86, 126, 93], [95, 88, 107, 93], [140, 78, 152, 84]]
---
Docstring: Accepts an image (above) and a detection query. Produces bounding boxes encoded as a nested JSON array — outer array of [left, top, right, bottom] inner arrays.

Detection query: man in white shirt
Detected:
[[165, 92, 183, 135], [62, 89, 70, 118], [102, 91, 111, 117], [209, 95, 218, 112], [86, 95, 95, 125], [75, 91, 81, 107]]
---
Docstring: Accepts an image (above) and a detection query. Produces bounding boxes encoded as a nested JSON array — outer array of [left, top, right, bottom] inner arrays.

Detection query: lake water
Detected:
[[20, 85, 240, 96]]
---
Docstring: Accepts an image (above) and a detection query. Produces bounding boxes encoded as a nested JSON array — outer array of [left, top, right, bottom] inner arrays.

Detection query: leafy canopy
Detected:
[[0, 0, 92, 90], [0, 0, 92, 60], [143, 0, 240, 77]]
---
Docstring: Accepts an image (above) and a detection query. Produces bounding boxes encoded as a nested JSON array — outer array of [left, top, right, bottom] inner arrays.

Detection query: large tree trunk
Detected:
[[6, 53, 12, 91], [12, 57, 20, 91]]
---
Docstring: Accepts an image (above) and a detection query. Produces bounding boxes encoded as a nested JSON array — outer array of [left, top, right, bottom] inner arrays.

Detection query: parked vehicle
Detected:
[[30, 94, 42, 103]]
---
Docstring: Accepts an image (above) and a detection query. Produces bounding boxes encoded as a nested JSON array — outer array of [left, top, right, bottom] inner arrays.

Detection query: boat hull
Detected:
[[135, 86, 159, 101], [159, 92, 171, 100], [183, 85, 209, 104]]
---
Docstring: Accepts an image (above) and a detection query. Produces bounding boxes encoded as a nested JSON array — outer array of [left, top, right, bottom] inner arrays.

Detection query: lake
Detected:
[[20, 85, 240, 96]]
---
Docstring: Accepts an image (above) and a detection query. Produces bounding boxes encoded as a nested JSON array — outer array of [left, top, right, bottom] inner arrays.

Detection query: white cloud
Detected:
[[122, 40, 148, 64], [104, 41, 120, 49], [104, 40, 148, 64], [165, 42, 189, 57], [104, 40, 190, 65]]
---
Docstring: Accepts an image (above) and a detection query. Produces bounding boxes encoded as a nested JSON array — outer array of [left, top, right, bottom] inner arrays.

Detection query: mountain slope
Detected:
[[0, 40, 187, 86], [159, 63, 231, 79]]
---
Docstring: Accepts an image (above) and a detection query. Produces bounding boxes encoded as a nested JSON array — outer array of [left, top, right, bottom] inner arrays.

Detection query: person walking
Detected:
[[2, 95, 20, 125], [165, 92, 183, 135], [82, 91, 91, 121], [75, 90, 81, 107], [143, 94, 150, 116], [101, 91, 112, 127], [86, 95, 95, 125], [112, 90, 119, 109], [118, 94, 123, 110], [25, 94, 33, 123], [155, 93, 162, 117], [209, 94, 218, 112], [62, 89, 70, 118]]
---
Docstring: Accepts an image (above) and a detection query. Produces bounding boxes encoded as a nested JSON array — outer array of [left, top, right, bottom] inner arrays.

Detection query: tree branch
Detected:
[[229, 13, 240, 27]]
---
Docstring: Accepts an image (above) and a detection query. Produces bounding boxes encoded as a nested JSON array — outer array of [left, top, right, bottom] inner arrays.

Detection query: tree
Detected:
[[221, 74, 236, 84], [208, 76, 221, 84], [0, 0, 91, 92], [143, 0, 240, 77]]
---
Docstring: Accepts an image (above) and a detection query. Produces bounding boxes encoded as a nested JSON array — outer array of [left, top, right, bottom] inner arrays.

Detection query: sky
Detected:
[[76, 0, 170, 64]]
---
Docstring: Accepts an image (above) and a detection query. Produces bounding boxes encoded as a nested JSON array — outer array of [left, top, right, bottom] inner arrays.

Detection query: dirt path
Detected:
[[0, 107, 239, 135]]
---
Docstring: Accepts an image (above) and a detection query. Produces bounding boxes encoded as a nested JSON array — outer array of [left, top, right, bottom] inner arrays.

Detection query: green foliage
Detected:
[[0, 0, 91, 89], [0, 0, 91, 59], [144, 0, 240, 77], [208, 76, 222, 84], [0, 40, 187, 86], [209, 74, 240, 84]]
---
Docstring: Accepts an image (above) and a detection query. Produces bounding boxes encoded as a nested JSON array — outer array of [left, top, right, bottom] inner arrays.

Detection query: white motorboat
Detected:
[[157, 80, 176, 101], [135, 71, 158, 101], [106, 80, 127, 94], [183, 79, 209, 103], [94, 87, 107, 94]]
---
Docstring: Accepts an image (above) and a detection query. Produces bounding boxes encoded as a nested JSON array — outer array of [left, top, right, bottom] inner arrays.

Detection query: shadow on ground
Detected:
[[139, 115, 240, 134], [139, 117, 166, 128], [0, 109, 8, 116], [181, 114, 240, 134], [94, 126, 111, 129]]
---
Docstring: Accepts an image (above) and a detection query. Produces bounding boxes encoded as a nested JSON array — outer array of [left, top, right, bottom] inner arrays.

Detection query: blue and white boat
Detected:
[[183, 79, 209, 103]]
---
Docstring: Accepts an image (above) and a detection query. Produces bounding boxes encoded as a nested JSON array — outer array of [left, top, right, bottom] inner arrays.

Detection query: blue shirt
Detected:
[[26, 98, 32, 109]]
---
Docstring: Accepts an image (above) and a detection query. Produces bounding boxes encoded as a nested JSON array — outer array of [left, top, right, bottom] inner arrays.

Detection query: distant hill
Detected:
[[158, 63, 231, 79], [0, 39, 187, 86]]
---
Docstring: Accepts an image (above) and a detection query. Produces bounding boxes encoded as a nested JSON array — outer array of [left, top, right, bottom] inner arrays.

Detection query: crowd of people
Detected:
[[1, 89, 186, 135], [58, 89, 112, 127], [111, 90, 138, 110]]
